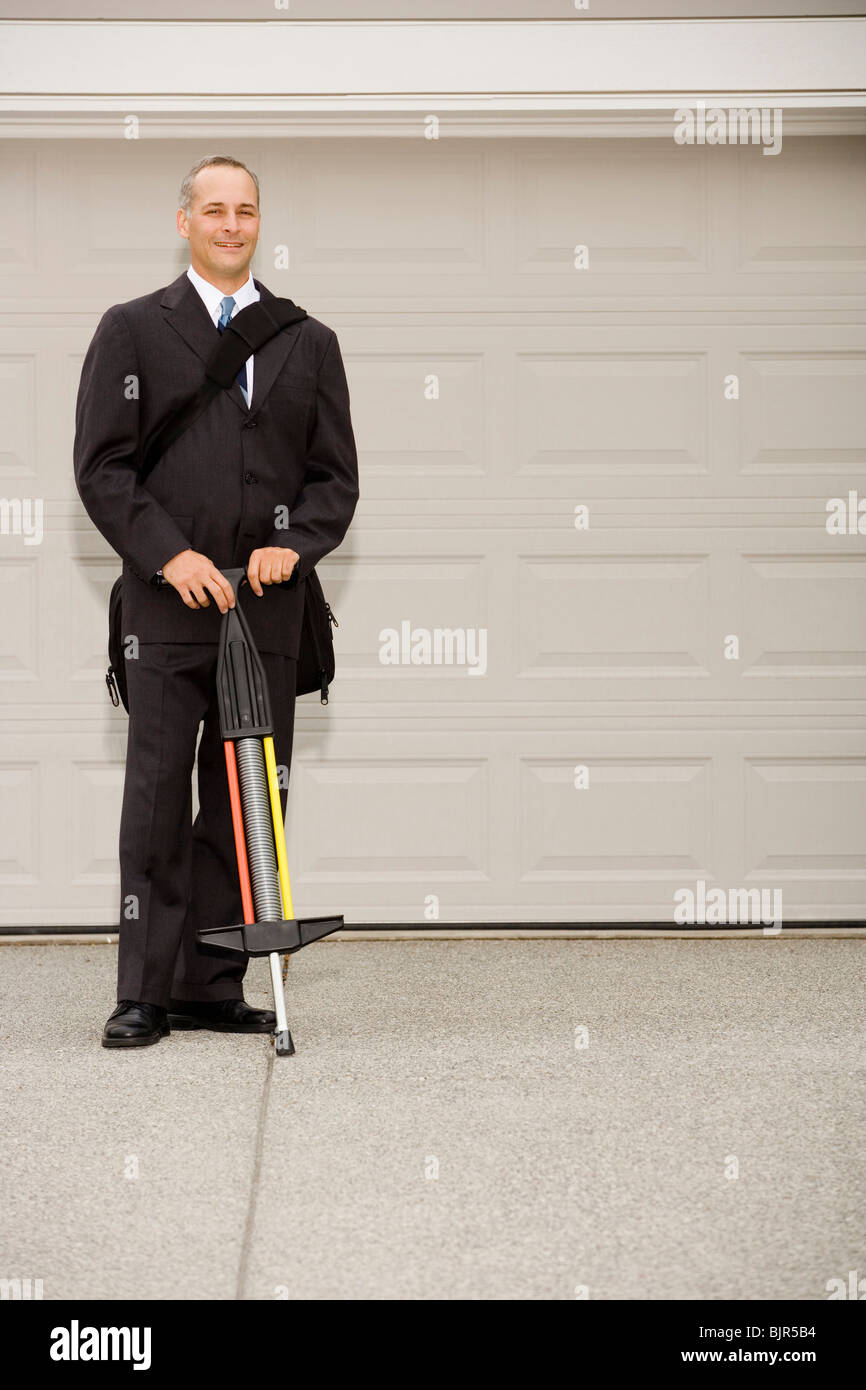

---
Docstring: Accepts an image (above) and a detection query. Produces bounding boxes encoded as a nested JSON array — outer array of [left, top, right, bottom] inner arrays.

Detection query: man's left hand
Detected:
[[247, 546, 300, 596]]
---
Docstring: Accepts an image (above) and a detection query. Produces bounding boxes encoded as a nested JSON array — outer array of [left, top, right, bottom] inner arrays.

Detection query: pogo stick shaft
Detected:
[[262, 735, 295, 921], [233, 734, 290, 1039], [224, 740, 255, 926]]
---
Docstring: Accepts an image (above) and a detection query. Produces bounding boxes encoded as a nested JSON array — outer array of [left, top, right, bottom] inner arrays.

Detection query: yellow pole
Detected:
[[263, 736, 295, 921]]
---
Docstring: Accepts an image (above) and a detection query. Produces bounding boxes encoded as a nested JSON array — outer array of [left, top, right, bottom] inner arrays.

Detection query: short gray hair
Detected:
[[178, 156, 260, 215]]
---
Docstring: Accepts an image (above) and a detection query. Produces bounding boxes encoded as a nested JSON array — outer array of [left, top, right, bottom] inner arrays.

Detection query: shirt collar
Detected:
[[186, 264, 259, 323]]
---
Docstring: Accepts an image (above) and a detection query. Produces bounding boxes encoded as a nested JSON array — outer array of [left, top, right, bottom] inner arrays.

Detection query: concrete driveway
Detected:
[[1, 938, 863, 1300]]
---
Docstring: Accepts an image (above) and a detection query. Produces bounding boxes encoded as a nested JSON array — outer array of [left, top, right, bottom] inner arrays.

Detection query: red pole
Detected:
[[224, 739, 255, 925]]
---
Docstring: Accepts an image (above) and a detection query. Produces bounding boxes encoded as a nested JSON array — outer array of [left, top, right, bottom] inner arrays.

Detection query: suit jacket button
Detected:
[[244, 471, 255, 484], [244, 420, 257, 429]]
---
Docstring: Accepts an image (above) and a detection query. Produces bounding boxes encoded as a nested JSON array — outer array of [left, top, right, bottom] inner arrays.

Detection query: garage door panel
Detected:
[[287, 142, 488, 275], [0, 141, 267, 303], [514, 143, 708, 274], [50, 140, 264, 283], [0, 756, 39, 886], [0, 529, 124, 707], [0, 351, 37, 482], [744, 757, 866, 878], [68, 758, 126, 887], [738, 136, 866, 274], [517, 553, 712, 680], [0, 146, 37, 277], [0, 558, 39, 680], [515, 351, 707, 477], [0, 729, 127, 925], [290, 756, 490, 884], [519, 756, 713, 880], [332, 553, 488, 680], [738, 350, 866, 475], [65, 553, 121, 693], [351, 349, 488, 479], [0, 326, 99, 496], [741, 554, 866, 680]]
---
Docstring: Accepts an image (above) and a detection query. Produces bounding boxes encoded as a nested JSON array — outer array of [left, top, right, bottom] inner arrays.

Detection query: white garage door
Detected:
[[1, 134, 864, 928]]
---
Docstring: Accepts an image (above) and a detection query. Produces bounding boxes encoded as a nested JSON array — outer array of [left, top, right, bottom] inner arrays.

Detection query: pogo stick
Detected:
[[197, 567, 343, 1055]]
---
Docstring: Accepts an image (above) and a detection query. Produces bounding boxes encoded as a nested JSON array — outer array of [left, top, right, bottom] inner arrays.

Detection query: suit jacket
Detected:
[[74, 271, 359, 656]]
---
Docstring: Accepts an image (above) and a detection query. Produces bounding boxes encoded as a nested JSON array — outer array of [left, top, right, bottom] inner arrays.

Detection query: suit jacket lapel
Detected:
[[247, 279, 305, 417], [160, 271, 218, 365], [159, 272, 248, 415], [160, 272, 305, 418]]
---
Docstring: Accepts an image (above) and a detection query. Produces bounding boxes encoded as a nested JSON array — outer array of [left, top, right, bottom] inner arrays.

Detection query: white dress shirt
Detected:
[[186, 263, 259, 408]]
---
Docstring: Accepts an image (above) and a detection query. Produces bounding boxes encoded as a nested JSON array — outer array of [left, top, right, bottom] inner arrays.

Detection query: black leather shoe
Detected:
[[102, 1000, 169, 1049], [167, 998, 276, 1033]]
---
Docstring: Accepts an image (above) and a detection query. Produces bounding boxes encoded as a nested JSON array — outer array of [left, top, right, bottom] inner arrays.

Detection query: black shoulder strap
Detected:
[[139, 297, 308, 484]]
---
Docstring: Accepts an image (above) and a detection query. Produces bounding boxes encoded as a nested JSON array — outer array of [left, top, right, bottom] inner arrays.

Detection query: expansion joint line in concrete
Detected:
[[235, 1051, 274, 1300]]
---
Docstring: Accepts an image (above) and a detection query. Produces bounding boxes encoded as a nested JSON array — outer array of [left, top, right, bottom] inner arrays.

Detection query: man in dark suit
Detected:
[[74, 155, 359, 1048]]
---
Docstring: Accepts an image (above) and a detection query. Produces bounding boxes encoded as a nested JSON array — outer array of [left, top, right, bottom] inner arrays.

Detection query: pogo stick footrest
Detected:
[[198, 914, 344, 960]]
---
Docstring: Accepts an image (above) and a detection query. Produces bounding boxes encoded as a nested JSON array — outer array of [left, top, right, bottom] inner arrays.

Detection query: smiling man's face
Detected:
[[176, 164, 260, 293]]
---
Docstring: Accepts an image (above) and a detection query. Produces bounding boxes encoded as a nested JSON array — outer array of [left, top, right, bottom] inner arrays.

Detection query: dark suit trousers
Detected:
[[117, 641, 297, 1009]]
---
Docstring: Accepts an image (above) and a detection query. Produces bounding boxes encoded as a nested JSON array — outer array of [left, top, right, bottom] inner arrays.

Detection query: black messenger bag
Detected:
[[105, 297, 339, 712]]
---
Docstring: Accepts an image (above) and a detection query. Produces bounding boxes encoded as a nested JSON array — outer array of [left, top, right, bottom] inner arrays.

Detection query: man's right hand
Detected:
[[162, 549, 236, 613]]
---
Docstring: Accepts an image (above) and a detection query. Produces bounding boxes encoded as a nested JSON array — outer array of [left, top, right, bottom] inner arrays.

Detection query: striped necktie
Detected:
[[217, 294, 248, 396]]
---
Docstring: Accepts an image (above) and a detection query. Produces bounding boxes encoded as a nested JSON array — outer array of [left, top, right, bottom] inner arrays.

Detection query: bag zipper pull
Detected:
[[326, 603, 339, 629], [106, 668, 120, 707], [320, 670, 329, 705]]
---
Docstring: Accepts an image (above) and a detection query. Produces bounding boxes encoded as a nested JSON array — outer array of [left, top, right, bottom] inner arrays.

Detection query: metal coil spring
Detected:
[[234, 736, 283, 922]]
